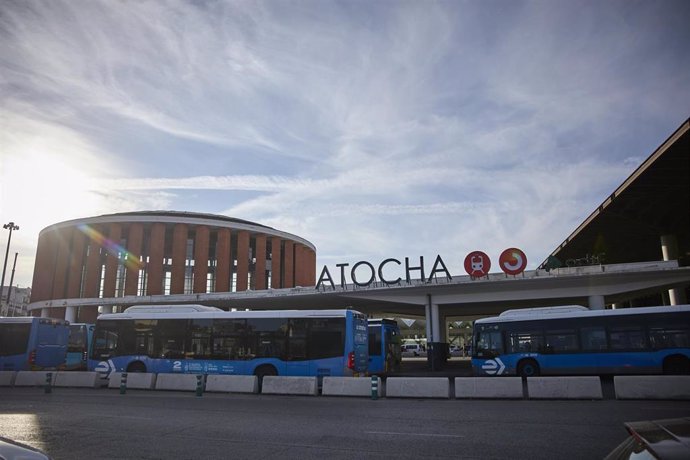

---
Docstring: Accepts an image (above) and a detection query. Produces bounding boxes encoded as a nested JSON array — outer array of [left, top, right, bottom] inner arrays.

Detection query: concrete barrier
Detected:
[[261, 376, 318, 396], [15, 371, 56, 387], [0, 371, 17, 386], [205, 375, 258, 394], [528, 377, 602, 399], [54, 372, 102, 389], [155, 373, 204, 392], [108, 372, 157, 390], [322, 377, 381, 397], [455, 377, 523, 399], [385, 377, 450, 399], [615, 376, 690, 400]]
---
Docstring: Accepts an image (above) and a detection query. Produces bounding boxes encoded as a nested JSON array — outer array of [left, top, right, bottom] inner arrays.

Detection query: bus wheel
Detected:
[[254, 365, 278, 391], [126, 361, 147, 373], [663, 355, 690, 375], [517, 359, 540, 377]]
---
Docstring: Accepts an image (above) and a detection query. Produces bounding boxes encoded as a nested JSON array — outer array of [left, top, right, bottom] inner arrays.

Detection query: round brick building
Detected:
[[30, 211, 316, 321]]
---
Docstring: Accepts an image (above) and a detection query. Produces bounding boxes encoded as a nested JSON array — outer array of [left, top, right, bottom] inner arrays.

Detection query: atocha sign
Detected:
[[316, 248, 527, 290]]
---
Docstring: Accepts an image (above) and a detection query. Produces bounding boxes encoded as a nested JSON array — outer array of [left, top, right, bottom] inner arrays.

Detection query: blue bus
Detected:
[[65, 323, 94, 371], [368, 318, 402, 375], [0, 317, 70, 371], [472, 305, 690, 377], [88, 305, 369, 379]]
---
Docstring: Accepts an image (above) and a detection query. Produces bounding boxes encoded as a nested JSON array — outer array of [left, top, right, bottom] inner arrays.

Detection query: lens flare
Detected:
[[77, 224, 143, 270]]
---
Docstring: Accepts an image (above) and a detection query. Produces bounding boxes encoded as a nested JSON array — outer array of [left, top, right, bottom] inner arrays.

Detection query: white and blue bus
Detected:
[[88, 305, 369, 379], [472, 305, 690, 377], [0, 317, 70, 371], [368, 318, 402, 375], [65, 323, 94, 371]]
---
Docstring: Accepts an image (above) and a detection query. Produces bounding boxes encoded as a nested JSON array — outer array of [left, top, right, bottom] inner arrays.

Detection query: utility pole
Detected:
[[6, 252, 18, 315], [0, 222, 19, 315]]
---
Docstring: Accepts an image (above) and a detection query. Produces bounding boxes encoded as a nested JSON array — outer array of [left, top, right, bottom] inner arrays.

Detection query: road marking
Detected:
[[100, 414, 155, 421], [365, 431, 464, 438]]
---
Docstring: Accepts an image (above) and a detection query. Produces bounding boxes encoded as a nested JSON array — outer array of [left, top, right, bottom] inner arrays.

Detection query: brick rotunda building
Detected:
[[30, 211, 316, 322]]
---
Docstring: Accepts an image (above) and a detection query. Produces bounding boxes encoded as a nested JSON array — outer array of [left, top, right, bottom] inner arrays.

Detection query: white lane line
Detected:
[[365, 431, 464, 438], [99, 414, 155, 421]]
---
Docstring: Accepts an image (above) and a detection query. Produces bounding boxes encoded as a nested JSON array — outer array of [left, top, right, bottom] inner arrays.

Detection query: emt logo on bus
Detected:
[[95, 359, 116, 377], [481, 357, 506, 375]]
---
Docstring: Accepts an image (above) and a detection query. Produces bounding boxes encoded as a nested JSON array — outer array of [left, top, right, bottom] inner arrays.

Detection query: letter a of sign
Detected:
[[316, 266, 335, 290], [428, 255, 452, 282]]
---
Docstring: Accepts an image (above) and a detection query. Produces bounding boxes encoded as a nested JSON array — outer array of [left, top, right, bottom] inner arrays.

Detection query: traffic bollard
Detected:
[[371, 375, 378, 400], [120, 372, 128, 395], [44, 372, 52, 394], [196, 375, 203, 397]]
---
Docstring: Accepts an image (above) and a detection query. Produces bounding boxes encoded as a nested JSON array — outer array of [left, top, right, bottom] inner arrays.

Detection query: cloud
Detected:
[[101, 175, 319, 192], [1, 0, 689, 289]]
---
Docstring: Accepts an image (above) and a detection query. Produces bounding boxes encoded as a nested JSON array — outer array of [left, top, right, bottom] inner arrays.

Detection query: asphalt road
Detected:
[[2, 388, 689, 459]]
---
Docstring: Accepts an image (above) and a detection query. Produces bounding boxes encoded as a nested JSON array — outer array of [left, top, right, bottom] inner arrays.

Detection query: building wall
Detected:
[[30, 213, 317, 321], [0, 286, 31, 316]]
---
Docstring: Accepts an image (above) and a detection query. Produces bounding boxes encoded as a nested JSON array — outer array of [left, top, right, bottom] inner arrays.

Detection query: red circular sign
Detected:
[[464, 251, 491, 277], [499, 248, 527, 275]]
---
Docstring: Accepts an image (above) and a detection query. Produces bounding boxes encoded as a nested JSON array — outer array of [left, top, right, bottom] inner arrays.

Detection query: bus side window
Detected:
[[609, 326, 646, 350], [508, 331, 543, 354], [649, 325, 690, 349], [580, 326, 607, 351]]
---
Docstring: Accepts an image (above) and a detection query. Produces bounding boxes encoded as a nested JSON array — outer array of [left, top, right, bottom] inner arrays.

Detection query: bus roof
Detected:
[[499, 305, 589, 317], [124, 305, 223, 314], [97, 307, 363, 321], [368, 318, 399, 326], [475, 305, 690, 325], [0, 317, 68, 325]]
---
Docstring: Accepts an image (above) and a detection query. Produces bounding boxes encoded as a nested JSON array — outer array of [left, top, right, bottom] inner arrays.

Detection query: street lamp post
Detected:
[[1, 222, 20, 313], [6, 252, 18, 312]]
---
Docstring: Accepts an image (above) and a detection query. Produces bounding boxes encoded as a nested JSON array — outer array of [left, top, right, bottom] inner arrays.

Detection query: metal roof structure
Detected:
[[29, 261, 690, 318], [543, 118, 690, 269]]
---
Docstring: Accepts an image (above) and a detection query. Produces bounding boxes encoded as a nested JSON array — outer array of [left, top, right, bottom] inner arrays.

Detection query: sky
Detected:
[[1, 0, 689, 289]]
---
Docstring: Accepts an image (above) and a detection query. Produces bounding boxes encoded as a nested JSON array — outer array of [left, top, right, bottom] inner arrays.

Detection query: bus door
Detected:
[[211, 319, 247, 375], [286, 319, 309, 376], [66, 324, 88, 370], [368, 324, 384, 374], [247, 318, 287, 376], [384, 325, 401, 372]]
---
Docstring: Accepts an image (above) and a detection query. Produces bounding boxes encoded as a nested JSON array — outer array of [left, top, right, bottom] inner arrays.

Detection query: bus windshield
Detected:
[[0, 323, 31, 357], [68, 325, 87, 351]]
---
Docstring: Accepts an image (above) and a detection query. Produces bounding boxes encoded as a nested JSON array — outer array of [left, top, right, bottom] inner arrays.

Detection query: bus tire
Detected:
[[126, 361, 147, 373], [663, 355, 690, 375], [254, 365, 278, 391], [517, 359, 540, 377]]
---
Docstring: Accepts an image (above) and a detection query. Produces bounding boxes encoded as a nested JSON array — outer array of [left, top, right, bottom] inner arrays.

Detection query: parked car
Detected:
[[0, 436, 51, 460], [449, 345, 463, 357], [605, 417, 690, 460], [401, 344, 425, 357]]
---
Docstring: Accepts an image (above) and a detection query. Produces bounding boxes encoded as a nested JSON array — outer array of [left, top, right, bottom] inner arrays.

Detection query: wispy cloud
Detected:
[[1, 0, 689, 287]]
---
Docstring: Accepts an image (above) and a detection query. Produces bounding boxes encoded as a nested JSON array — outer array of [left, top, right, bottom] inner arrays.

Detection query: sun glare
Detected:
[[0, 414, 45, 452], [2, 149, 104, 240]]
